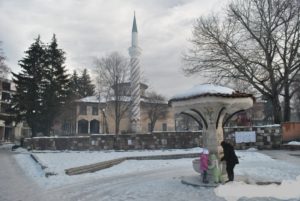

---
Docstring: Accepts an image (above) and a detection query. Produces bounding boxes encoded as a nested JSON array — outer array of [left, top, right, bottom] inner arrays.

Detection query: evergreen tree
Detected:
[[78, 68, 95, 98], [12, 35, 70, 137], [42, 34, 70, 135], [69, 70, 80, 99], [69, 69, 95, 100], [12, 36, 46, 137]]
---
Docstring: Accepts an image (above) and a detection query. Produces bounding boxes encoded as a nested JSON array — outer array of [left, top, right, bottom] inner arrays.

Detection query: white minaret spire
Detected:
[[129, 12, 142, 133]]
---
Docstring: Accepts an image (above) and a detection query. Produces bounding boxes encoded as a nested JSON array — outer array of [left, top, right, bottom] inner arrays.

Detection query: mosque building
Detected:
[[56, 14, 175, 135]]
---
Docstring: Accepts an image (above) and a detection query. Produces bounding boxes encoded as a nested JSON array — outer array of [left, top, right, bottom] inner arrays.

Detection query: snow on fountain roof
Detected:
[[169, 84, 254, 103]]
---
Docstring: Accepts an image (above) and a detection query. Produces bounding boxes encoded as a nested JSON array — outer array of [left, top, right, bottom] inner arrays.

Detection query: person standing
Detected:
[[200, 148, 209, 183], [220, 141, 239, 182], [208, 154, 223, 183]]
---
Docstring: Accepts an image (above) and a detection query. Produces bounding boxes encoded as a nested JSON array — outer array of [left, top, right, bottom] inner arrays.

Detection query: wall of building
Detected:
[[76, 103, 102, 134], [24, 125, 281, 150], [105, 108, 131, 134], [140, 105, 175, 133], [71, 101, 175, 135], [0, 78, 21, 142]]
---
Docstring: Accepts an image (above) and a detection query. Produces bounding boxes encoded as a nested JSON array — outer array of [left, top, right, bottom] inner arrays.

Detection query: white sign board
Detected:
[[235, 131, 256, 143]]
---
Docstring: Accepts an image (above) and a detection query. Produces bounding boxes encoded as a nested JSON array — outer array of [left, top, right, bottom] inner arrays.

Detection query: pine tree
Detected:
[[69, 70, 80, 99], [42, 34, 70, 135], [78, 68, 95, 98], [12, 36, 46, 137], [12, 35, 71, 137]]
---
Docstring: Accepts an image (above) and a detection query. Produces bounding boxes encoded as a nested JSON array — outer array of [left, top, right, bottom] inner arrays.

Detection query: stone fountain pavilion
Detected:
[[169, 84, 255, 186]]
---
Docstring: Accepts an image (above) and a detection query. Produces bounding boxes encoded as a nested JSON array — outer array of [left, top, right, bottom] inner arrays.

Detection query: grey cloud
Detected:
[[0, 0, 227, 97]]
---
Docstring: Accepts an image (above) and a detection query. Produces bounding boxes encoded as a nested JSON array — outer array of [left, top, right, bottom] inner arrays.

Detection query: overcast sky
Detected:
[[0, 0, 228, 98]]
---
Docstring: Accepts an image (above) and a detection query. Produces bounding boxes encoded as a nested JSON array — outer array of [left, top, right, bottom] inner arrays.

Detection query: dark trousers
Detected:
[[226, 163, 236, 181], [202, 171, 208, 183]]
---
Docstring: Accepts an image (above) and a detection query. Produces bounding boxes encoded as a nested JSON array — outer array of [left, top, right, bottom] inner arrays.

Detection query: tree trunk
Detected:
[[150, 120, 155, 133], [31, 126, 37, 138], [45, 122, 51, 136], [102, 110, 109, 134], [271, 97, 282, 124], [283, 85, 291, 122], [115, 119, 120, 135], [114, 99, 119, 135]]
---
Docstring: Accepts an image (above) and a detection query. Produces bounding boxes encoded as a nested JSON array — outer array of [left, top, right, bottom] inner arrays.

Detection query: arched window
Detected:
[[78, 119, 88, 134], [90, 120, 100, 134]]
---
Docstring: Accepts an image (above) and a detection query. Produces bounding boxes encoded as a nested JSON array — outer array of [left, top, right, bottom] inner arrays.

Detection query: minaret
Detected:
[[129, 13, 142, 133]]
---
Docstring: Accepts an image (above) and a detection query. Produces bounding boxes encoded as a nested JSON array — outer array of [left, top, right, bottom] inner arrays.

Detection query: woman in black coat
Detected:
[[220, 141, 239, 182]]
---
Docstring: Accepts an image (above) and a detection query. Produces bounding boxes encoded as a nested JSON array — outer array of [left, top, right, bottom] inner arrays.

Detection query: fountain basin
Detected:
[[192, 158, 200, 173]]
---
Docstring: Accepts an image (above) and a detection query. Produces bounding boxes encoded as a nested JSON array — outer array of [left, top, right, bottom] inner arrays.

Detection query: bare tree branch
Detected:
[[143, 91, 168, 133], [183, 0, 300, 123], [94, 52, 131, 135]]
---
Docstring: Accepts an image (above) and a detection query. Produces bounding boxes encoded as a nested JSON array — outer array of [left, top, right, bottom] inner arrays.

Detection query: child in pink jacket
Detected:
[[200, 148, 209, 183]]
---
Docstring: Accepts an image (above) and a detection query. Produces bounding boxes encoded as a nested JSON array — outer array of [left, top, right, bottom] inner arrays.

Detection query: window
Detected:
[[62, 121, 72, 134], [90, 120, 100, 134], [92, 106, 98, 115], [162, 123, 167, 131], [78, 119, 88, 134], [79, 105, 87, 115], [1, 92, 10, 102], [2, 82, 10, 91], [1, 103, 11, 113]]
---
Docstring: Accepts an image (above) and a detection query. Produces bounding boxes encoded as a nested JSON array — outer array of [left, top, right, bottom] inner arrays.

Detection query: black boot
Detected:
[[202, 171, 209, 184]]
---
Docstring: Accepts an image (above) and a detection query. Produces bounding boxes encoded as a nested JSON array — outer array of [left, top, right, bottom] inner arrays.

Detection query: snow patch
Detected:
[[287, 141, 300, 145], [0, 143, 14, 150], [246, 147, 257, 152], [215, 176, 300, 201]]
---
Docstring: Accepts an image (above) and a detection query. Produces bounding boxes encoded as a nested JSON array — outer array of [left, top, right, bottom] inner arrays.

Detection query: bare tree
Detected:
[[0, 42, 10, 79], [183, 0, 300, 123], [94, 52, 131, 135], [143, 91, 168, 133]]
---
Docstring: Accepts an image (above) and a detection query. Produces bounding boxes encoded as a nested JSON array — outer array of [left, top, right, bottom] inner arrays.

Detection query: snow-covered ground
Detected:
[[287, 141, 300, 145], [14, 148, 202, 188], [12, 147, 300, 201]]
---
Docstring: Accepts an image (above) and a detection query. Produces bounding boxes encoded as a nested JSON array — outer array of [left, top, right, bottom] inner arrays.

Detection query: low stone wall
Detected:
[[23, 125, 281, 150], [23, 132, 202, 151], [224, 125, 281, 149]]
